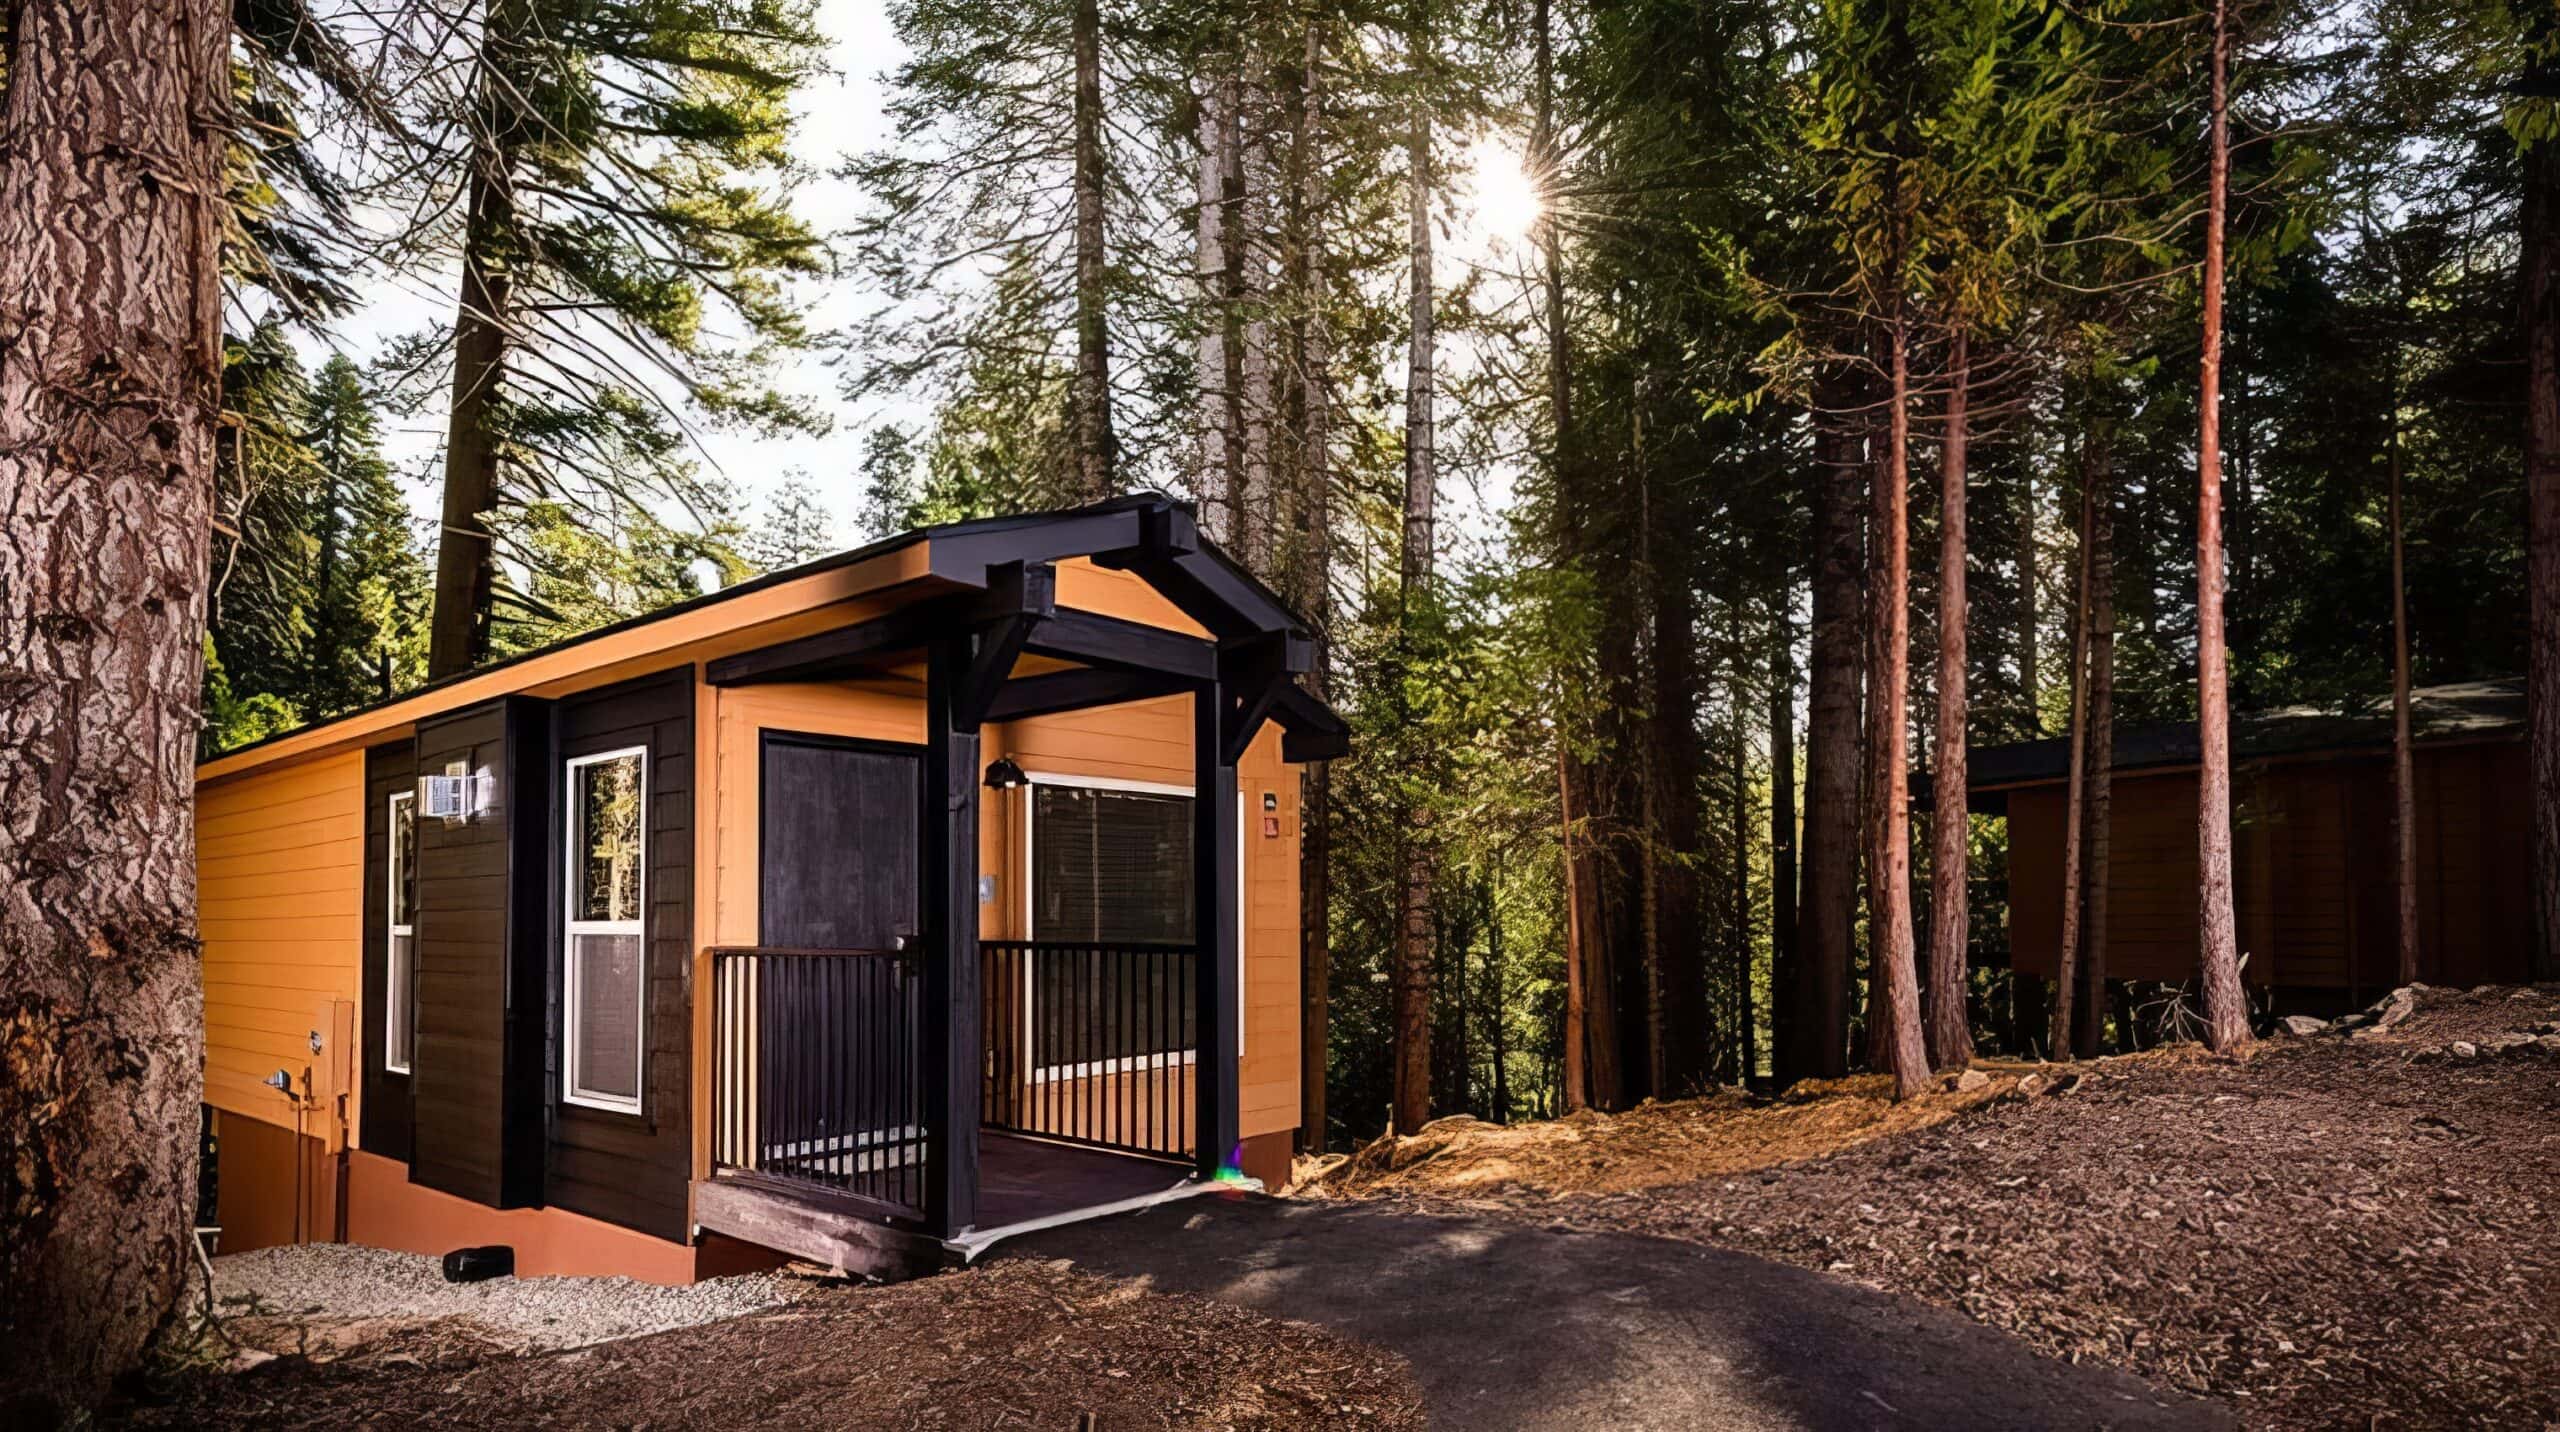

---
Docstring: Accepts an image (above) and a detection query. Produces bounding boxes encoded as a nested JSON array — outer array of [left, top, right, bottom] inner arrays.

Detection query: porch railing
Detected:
[[709, 945, 928, 1217], [981, 940, 1197, 1161]]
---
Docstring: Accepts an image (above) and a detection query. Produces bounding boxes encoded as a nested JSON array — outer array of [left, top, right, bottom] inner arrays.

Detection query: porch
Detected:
[[683, 496, 1344, 1277]]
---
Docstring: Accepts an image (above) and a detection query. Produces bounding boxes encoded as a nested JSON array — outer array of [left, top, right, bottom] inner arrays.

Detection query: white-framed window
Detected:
[[563, 746, 648, 1113], [385, 790, 416, 1075], [1015, 773, 1243, 1079]]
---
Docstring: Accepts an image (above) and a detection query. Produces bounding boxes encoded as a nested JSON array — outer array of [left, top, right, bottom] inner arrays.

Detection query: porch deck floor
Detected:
[[976, 1132, 1192, 1232]]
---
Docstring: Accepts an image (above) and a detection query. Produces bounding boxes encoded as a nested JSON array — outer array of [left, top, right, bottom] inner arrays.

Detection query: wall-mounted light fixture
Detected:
[[983, 756, 1028, 790]]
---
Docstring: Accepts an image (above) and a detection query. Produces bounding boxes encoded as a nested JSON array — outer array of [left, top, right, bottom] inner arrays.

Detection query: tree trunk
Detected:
[[429, 29, 524, 680], [1236, 96, 1275, 575], [2389, 364, 2420, 985], [0, 0, 225, 1413], [2523, 25, 2560, 983], [2018, 467, 2039, 734], [2075, 450, 2116, 1057], [1635, 448, 1669, 1098], [1196, 77, 1236, 541], [2050, 466, 2095, 1060], [1868, 308, 1932, 1098], [1731, 691, 1756, 1082], [1289, 16, 1333, 1152], [1636, 386, 1710, 1094], [1071, 0, 1116, 500], [1795, 369, 1864, 1083], [1559, 744, 1589, 1111], [2194, 0, 2251, 1050], [1926, 329, 1975, 1070], [1389, 10, 1437, 1134], [1534, 0, 1618, 1110], [1769, 608, 1799, 1084]]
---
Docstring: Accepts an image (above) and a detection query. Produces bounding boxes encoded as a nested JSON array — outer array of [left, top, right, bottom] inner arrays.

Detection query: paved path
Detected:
[[1003, 1195, 2232, 1431]]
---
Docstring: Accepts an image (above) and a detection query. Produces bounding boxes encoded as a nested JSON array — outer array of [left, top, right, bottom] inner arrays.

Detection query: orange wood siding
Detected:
[[703, 681, 1302, 1156], [198, 751, 364, 1142], [2006, 742, 2531, 992]]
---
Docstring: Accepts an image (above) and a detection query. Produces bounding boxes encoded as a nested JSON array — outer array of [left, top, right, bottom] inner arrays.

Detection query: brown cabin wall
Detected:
[[2007, 740, 2531, 994]]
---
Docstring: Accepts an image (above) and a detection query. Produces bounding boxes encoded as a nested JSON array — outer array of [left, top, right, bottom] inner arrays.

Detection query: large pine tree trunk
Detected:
[[1071, 0, 1116, 500], [1389, 18, 1437, 1133], [2524, 31, 2560, 983], [2193, 0, 2250, 1049], [2076, 455, 2116, 1056], [1867, 311, 1931, 1098], [1286, 17, 1333, 1149], [1926, 330, 1975, 1070], [1795, 370, 1864, 1083], [0, 0, 225, 1412], [429, 22, 524, 680], [2049, 471, 2095, 1059]]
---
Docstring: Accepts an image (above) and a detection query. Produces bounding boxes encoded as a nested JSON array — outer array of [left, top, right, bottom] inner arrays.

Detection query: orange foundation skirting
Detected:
[[1237, 1130, 1292, 1191], [344, 1151, 703, 1285]]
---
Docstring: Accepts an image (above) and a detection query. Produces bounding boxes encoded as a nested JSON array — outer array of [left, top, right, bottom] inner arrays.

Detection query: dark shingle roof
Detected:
[[1916, 678, 2523, 810]]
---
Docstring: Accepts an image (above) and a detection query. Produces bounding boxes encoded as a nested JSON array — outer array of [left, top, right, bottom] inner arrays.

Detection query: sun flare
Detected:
[[1463, 134, 1542, 252]]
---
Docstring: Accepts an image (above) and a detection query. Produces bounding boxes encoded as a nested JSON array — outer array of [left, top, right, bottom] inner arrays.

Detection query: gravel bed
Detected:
[[144, 1260, 1424, 1430], [211, 1243, 802, 1353]]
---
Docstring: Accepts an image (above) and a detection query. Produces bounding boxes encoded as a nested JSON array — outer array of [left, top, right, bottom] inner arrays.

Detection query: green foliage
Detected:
[[750, 470, 841, 570], [492, 499, 746, 655], [203, 332, 431, 757], [369, 0, 832, 653]]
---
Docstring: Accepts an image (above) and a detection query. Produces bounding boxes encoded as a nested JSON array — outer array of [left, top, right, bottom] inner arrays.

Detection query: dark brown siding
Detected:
[[360, 740, 415, 1162], [410, 698, 550, 1208], [2007, 740, 2533, 995], [547, 667, 694, 1242]]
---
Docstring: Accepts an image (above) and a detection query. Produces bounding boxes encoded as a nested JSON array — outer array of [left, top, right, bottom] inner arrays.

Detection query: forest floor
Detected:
[[121, 1258, 1424, 1429], [1295, 983, 2560, 1429]]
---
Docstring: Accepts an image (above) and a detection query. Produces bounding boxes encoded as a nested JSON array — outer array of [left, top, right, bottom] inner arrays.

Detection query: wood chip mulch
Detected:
[[1334, 985, 2560, 1430], [121, 1260, 1425, 1430]]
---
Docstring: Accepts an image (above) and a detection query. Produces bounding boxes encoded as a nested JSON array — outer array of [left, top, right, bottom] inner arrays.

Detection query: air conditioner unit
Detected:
[[420, 773, 470, 820]]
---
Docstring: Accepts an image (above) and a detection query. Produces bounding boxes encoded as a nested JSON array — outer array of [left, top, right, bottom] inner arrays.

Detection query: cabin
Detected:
[[1952, 679, 2529, 1021], [192, 495, 1346, 1282]]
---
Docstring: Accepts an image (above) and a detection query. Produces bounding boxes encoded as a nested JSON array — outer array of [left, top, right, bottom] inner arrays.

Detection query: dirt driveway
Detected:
[[1004, 1194, 2232, 1431]]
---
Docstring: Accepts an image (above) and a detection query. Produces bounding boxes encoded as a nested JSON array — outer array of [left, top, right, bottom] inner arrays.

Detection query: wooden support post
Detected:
[[923, 636, 983, 1237], [1193, 679, 1243, 1179]]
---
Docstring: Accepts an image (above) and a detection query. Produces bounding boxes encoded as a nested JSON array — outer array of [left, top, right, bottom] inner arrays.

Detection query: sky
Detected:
[[309, 0, 911, 552]]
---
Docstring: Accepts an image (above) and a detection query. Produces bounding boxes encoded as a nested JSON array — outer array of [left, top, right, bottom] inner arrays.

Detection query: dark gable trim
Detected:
[[360, 740, 416, 1163], [205, 492, 1344, 775], [546, 665, 695, 1243]]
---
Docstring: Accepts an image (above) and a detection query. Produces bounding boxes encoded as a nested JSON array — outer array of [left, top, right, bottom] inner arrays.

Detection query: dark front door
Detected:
[[760, 732, 921, 948], [756, 732, 927, 1207]]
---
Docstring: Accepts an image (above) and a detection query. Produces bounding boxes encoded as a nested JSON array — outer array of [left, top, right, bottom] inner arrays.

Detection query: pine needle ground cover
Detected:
[[1302, 985, 2560, 1428]]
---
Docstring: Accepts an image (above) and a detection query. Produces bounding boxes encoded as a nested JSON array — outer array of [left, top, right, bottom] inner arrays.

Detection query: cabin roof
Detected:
[[1915, 678, 2523, 810], [197, 492, 1336, 784]]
